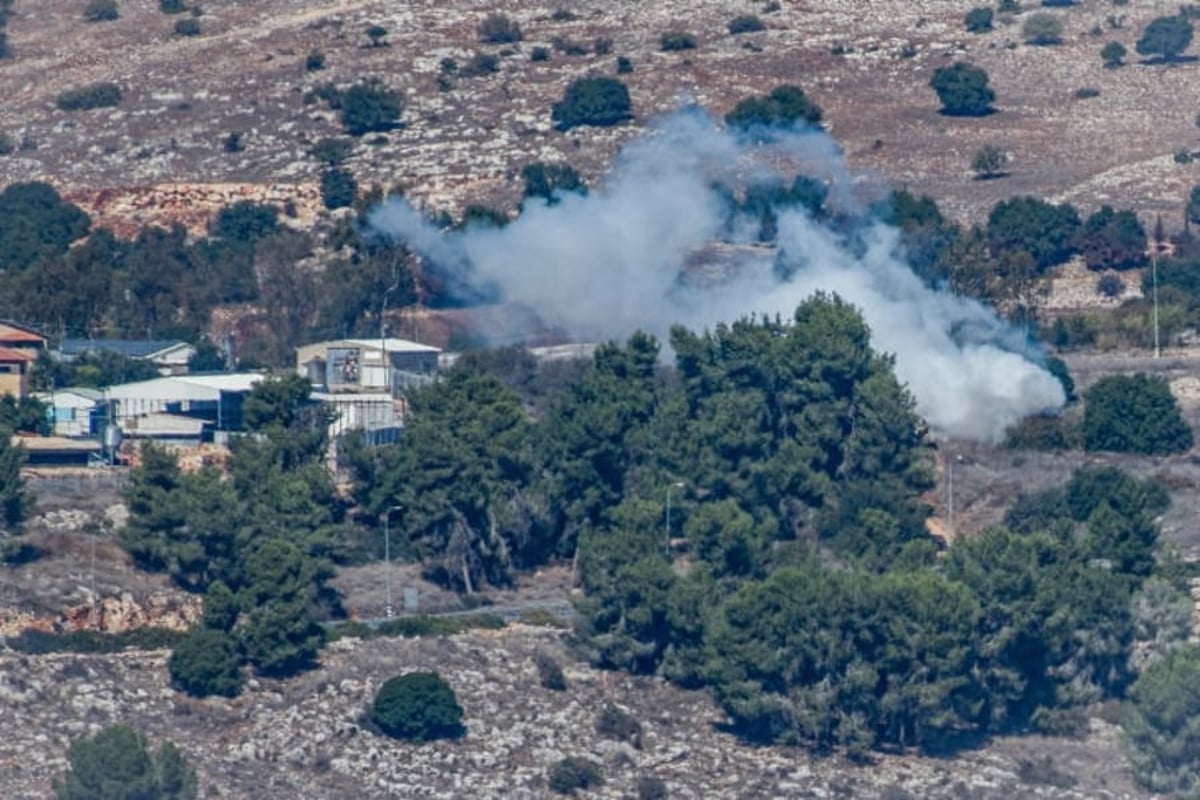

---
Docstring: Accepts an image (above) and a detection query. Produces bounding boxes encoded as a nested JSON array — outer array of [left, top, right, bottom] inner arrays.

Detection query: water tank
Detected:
[[102, 424, 122, 455]]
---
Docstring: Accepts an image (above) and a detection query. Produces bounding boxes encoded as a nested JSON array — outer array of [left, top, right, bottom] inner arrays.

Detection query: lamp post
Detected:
[[665, 481, 685, 557], [383, 505, 403, 618]]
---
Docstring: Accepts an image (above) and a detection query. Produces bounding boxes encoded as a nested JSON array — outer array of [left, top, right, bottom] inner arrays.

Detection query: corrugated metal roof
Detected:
[[60, 338, 191, 359], [105, 372, 264, 400], [173, 373, 264, 392], [342, 338, 441, 354], [32, 387, 105, 405]]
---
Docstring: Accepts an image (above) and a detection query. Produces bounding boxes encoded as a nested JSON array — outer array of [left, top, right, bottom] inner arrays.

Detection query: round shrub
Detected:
[[637, 775, 669, 800], [728, 15, 764, 35], [84, 0, 119, 23], [370, 671, 465, 742], [548, 756, 604, 794], [168, 627, 243, 698], [659, 31, 697, 51], [174, 17, 201, 37], [551, 77, 632, 130]]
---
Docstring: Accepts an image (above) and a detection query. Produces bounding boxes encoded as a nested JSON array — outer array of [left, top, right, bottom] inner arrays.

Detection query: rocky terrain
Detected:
[[2, 0, 1198, 232], [0, 624, 1155, 799]]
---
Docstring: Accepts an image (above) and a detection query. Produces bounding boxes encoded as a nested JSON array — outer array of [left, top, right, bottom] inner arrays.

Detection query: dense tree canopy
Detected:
[[0, 182, 90, 271], [1124, 644, 1200, 798], [0, 433, 28, 531], [1136, 15, 1194, 62], [360, 368, 540, 591], [551, 77, 633, 130], [930, 62, 995, 116], [339, 79, 404, 136], [724, 85, 823, 132], [371, 671, 465, 742], [987, 196, 1081, 271], [1075, 205, 1146, 271], [1083, 373, 1193, 455], [521, 161, 587, 205], [54, 725, 196, 800]]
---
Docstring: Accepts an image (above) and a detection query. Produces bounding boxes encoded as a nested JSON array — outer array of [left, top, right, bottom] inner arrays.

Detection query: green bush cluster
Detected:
[[725, 84, 822, 131], [534, 652, 568, 690], [478, 12, 521, 44], [728, 15, 764, 34], [54, 725, 196, 800], [84, 0, 119, 22], [328, 613, 506, 643], [595, 702, 642, 747], [174, 17, 201, 37], [55, 82, 123, 111], [168, 627, 242, 698], [7, 627, 185, 655], [930, 62, 994, 116], [551, 77, 632, 130], [338, 79, 404, 136], [548, 757, 604, 794], [659, 31, 697, 51], [1083, 373, 1193, 455], [965, 7, 993, 33], [370, 671, 465, 742]]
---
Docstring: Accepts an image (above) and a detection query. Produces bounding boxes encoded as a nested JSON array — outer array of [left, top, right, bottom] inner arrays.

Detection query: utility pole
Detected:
[[383, 505, 402, 618]]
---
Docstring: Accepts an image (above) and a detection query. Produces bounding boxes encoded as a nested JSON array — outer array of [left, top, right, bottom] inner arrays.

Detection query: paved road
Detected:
[[337, 597, 578, 630]]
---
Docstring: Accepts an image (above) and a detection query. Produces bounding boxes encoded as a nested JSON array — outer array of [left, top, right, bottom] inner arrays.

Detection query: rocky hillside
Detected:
[[2, 0, 1198, 231], [0, 624, 1154, 799]]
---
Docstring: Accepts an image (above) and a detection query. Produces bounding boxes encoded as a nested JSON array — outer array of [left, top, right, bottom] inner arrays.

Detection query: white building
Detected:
[[33, 387, 105, 438], [104, 373, 265, 433], [296, 338, 440, 395], [313, 391, 406, 446]]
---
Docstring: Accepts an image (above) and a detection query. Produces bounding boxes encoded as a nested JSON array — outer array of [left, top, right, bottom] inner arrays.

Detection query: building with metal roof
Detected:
[[103, 373, 265, 433], [58, 339, 196, 375]]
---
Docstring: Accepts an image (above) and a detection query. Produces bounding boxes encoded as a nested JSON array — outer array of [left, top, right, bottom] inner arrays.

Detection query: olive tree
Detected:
[[1136, 15, 1194, 62], [370, 671, 465, 742], [972, 144, 1008, 179], [1102, 41, 1127, 68], [930, 62, 995, 116], [551, 77, 632, 130], [1024, 13, 1063, 45]]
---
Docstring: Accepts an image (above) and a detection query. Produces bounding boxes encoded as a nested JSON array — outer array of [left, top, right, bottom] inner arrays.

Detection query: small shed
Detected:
[[32, 387, 106, 438]]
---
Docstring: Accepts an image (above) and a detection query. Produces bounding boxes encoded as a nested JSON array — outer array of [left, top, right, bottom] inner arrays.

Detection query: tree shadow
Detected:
[[938, 107, 997, 118], [1139, 54, 1199, 66], [973, 171, 1010, 181]]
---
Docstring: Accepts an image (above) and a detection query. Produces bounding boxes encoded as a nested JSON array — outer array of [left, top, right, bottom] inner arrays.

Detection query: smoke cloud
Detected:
[[369, 108, 1065, 441]]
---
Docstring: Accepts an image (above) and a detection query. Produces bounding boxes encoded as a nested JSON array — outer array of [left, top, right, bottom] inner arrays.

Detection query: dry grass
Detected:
[[0, 1, 1195, 233]]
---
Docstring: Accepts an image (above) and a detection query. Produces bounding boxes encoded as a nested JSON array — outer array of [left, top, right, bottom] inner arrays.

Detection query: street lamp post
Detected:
[[383, 505, 403, 618], [665, 481, 684, 557]]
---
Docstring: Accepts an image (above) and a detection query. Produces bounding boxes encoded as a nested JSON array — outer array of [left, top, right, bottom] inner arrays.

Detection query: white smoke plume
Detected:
[[369, 108, 1065, 441]]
